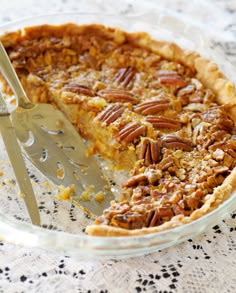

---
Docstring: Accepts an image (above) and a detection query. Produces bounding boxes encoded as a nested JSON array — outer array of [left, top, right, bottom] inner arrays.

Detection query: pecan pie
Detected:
[[1, 23, 236, 236]]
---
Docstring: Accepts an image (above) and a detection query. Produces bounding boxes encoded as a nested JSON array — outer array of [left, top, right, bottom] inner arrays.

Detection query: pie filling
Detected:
[[1, 23, 236, 236]]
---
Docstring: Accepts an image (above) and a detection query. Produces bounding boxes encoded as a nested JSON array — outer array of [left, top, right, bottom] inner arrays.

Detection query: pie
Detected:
[[1, 23, 236, 236]]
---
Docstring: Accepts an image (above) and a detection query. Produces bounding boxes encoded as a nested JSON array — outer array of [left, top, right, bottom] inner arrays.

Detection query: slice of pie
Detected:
[[1, 23, 236, 236]]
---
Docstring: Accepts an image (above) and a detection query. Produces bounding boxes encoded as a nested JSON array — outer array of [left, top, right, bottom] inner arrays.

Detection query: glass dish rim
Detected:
[[0, 11, 235, 258]]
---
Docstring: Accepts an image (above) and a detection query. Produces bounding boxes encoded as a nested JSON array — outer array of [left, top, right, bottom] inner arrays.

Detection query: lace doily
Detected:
[[0, 0, 236, 292]]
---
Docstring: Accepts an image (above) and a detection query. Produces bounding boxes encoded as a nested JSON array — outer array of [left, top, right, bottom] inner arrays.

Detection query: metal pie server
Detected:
[[0, 42, 114, 216], [0, 91, 40, 225]]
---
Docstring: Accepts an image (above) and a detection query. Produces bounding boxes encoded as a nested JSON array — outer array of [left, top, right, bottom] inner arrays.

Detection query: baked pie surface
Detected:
[[1, 23, 236, 236]]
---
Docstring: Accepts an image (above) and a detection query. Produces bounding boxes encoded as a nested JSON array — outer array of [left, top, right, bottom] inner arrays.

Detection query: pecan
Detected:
[[96, 103, 124, 125], [156, 70, 187, 88], [192, 122, 211, 146], [138, 138, 162, 165], [146, 209, 159, 227], [122, 173, 148, 187], [114, 67, 136, 87], [214, 166, 229, 175], [131, 186, 151, 202], [211, 130, 230, 142], [103, 201, 130, 219], [146, 116, 181, 130], [115, 122, 146, 143], [161, 135, 193, 151], [173, 205, 189, 216], [159, 156, 175, 171], [177, 84, 195, 106], [111, 211, 145, 229], [97, 89, 138, 104], [217, 117, 234, 131], [147, 207, 173, 227], [203, 107, 234, 131], [212, 148, 225, 161], [63, 83, 94, 96], [203, 88, 215, 105], [134, 97, 171, 115], [209, 141, 236, 159], [177, 84, 195, 97]]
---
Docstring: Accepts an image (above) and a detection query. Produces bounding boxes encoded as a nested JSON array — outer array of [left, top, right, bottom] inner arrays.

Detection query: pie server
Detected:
[[0, 91, 40, 225], [0, 42, 114, 216]]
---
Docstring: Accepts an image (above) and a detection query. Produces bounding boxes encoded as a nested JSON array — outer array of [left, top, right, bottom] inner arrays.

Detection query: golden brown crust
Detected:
[[86, 169, 236, 236], [1, 23, 236, 237]]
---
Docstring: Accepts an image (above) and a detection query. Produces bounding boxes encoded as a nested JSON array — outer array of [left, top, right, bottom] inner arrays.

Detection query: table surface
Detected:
[[0, 0, 236, 292]]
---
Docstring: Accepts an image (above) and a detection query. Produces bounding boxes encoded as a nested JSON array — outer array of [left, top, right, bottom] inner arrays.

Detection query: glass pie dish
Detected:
[[0, 12, 236, 259]]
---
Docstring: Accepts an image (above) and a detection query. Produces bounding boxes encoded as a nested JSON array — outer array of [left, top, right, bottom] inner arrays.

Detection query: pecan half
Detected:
[[96, 103, 124, 125], [156, 70, 187, 88], [115, 122, 146, 143], [114, 67, 136, 87], [138, 138, 162, 165], [146, 116, 181, 130], [63, 83, 94, 96], [97, 89, 138, 104], [134, 97, 171, 115], [122, 173, 148, 187], [161, 135, 193, 151]]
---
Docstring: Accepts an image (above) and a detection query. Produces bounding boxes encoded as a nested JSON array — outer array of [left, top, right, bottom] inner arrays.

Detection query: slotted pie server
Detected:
[[0, 42, 114, 216]]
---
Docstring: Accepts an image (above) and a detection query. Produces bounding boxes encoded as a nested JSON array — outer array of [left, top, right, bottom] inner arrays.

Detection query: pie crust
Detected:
[[1, 23, 236, 236]]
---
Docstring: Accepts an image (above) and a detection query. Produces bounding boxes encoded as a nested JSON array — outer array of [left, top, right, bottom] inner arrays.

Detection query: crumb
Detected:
[[57, 168, 64, 179], [81, 185, 94, 201], [18, 191, 25, 198], [42, 180, 52, 191], [76, 185, 95, 202], [4, 178, 15, 185], [95, 191, 105, 202], [56, 185, 76, 200], [104, 184, 111, 191]]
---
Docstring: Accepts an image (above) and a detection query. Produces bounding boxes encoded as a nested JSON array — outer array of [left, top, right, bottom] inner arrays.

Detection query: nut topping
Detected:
[[146, 116, 181, 130], [114, 67, 136, 87], [138, 138, 162, 165], [97, 89, 138, 104], [156, 70, 187, 88], [63, 83, 94, 96], [96, 103, 124, 125], [161, 135, 193, 151], [134, 97, 171, 115], [115, 122, 146, 143]]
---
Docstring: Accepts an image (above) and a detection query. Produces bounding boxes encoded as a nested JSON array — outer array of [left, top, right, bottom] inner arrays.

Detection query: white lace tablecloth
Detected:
[[0, 0, 236, 292]]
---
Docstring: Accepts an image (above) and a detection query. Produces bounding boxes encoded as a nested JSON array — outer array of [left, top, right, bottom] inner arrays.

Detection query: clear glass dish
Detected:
[[0, 12, 235, 259]]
